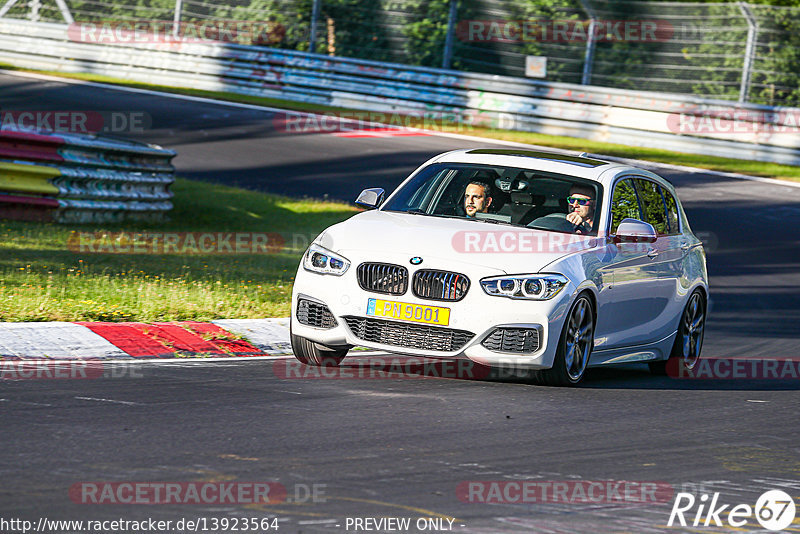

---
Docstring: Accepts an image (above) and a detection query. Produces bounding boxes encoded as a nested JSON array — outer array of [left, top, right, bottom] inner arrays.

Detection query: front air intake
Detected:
[[343, 316, 474, 352]]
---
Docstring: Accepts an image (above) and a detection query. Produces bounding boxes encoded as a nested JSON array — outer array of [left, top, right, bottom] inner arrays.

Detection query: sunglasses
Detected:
[[567, 196, 592, 206]]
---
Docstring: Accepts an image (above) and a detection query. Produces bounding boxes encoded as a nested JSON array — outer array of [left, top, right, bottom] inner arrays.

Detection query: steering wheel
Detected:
[[528, 213, 581, 233]]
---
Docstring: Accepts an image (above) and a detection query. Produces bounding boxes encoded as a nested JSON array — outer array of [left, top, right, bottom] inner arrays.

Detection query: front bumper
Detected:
[[290, 259, 575, 371]]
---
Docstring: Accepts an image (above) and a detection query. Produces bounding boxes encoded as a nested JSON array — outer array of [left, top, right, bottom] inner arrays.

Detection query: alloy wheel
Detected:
[[680, 292, 705, 370], [564, 297, 594, 381]]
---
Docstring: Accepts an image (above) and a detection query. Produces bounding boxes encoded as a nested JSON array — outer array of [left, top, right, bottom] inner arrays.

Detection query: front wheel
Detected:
[[291, 333, 349, 367], [649, 289, 706, 376], [536, 294, 594, 386]]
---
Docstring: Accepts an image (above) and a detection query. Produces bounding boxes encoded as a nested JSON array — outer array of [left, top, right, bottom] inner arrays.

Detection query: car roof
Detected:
[[432, 148, 660, 188]]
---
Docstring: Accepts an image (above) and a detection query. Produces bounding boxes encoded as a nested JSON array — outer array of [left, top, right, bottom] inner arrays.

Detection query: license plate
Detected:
[[366, 298, 450, 326]]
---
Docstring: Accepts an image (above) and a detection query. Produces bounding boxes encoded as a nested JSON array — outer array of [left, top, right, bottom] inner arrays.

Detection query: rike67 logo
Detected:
[[668, 490, 796, 531]]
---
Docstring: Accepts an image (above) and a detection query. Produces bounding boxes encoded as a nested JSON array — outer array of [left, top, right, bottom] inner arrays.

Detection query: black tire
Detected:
[[536, 294, 594, 386], [647, 360, 668, 375], [290, 333, 349, 367], [649, 289, 706, 376]]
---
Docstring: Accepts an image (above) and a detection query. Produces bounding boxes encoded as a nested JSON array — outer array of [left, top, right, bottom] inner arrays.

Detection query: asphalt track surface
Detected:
[[2, 72, 800, 534]]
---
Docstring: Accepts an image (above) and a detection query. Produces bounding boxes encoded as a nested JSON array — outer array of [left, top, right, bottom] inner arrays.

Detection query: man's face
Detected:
[[465, 184, 491, 217], [567, 191, 593, 220]]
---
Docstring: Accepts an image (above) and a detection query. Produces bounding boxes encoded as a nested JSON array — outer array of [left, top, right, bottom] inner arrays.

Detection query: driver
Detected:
[[464, 181, 493, 217], [566, 184, 595, 234]]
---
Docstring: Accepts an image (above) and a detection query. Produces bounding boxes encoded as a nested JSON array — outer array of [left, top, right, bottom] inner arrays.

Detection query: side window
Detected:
[[633, 178, 668, 235], [610, 179, 641, 234], [662, 187, 680, 234], [430, 170, 466, 215]]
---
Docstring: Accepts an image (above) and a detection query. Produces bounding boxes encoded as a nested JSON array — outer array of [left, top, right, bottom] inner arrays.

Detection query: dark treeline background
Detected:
[[27, 0, 800, 105]]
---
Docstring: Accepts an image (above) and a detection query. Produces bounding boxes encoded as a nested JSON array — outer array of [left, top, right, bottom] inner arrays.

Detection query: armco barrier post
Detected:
[[28, 0, 39, 22], [53, 0, 72, 23], [578, 0, 597, 86], [738, 2, 757, 104], [309, 0, 322, 54], [173, 0, 183, 39], [442, 0, 457, 70]]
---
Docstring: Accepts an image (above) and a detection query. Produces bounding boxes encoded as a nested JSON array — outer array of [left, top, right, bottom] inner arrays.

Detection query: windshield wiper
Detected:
[[402, 210, 459, 220], [465, 217, 520, 227], [399, 210, 520, 227]]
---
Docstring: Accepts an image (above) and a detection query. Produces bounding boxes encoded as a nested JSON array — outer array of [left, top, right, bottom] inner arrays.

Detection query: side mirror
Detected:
[[355, 188, 385, 209], [614, 218, 657, 244]]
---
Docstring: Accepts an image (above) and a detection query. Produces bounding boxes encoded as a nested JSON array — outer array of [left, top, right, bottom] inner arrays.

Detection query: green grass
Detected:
[[3, 62, 799, 182], [1, 178, 358, 322]]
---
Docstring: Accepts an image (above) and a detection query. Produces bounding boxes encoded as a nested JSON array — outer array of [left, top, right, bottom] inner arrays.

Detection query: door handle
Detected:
[[680, 242, 690, 251], [647, 248, 659, 258]]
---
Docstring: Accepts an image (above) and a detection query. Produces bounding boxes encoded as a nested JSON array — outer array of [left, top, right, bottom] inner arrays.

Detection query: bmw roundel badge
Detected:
[[410, 257, 423, 265]]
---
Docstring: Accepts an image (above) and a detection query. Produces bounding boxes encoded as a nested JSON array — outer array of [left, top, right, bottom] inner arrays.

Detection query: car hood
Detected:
[[317, 210, 599, 274]]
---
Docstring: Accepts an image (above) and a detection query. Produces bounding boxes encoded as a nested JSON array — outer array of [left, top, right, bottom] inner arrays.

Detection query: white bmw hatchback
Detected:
[[290, 149, 708, 385]]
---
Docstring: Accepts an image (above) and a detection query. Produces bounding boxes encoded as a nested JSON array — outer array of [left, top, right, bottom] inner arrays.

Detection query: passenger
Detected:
[[464, 181, 493, 218]]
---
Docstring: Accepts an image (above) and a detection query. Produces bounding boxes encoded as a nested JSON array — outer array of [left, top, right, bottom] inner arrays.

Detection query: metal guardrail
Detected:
[[6, 0, 798, 105], [0, 128, 175, 223], [0, 19, 798, 166]]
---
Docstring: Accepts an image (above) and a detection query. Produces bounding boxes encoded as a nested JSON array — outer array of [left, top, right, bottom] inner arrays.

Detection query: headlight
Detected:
[[480, 274, 568, 300], [303, 243, 350, 276]]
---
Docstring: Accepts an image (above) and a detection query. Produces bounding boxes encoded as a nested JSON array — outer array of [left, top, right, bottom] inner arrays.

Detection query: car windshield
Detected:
[[382, 163, 603, 234]]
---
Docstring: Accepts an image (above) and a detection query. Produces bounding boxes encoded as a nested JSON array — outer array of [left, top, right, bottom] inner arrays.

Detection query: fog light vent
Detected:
[[296, 298, 337, 329], [481, 328, 540, 353]]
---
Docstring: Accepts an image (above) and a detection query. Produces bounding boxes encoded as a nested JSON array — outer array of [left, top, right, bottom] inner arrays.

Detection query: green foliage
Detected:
[[201, 0, 314, 50], [634, 179, 668, 234], [610, 179, 639, 234], [319, 0, 396, 61], [394, 0, 452, 67], [27, 0, 800, 105], [748, 5, 800, 105], [68, 0, 176, 21]]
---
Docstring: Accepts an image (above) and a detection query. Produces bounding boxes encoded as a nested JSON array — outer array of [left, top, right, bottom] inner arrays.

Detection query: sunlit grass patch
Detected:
[[0, 178, 358, 322]]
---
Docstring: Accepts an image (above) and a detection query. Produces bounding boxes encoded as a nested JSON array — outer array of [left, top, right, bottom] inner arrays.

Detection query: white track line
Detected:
[[75, 396, 142, 405], [99, 355, 293, 364], [3, 68, 799, 190], [0, 354, 292, 365]]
